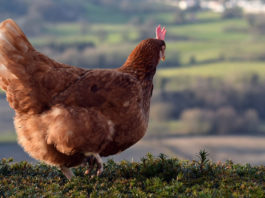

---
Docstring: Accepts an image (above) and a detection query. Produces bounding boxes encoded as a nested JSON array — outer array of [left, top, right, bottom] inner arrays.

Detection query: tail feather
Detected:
[[0, 19, 33, 83], [0, 19, 43, 113], [0, 19, 86, 113], [0, 19, 32, 53]]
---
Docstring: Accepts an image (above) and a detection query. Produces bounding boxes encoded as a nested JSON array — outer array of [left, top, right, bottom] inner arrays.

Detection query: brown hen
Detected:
[[0, 19, 166, 179]]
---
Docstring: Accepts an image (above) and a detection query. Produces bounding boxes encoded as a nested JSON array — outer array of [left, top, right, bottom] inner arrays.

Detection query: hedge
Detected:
[[0, 151, 264, 197]]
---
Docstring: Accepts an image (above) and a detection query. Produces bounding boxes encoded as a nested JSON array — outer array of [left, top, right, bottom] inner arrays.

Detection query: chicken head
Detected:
[[156, 25, 167, 61]]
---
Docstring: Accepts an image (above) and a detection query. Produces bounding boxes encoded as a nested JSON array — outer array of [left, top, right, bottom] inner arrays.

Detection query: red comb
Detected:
[[156, 25, 167, 40]]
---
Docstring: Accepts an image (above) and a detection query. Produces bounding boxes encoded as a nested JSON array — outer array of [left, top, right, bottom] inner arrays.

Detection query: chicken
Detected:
[[0, 19, 166, 180]]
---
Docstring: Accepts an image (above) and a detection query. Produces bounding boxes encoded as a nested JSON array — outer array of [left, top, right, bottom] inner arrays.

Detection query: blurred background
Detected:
[[0, 0, 265, 164]]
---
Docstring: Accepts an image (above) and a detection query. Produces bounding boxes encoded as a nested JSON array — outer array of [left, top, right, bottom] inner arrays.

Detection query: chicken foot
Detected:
[[84, 153, 103, 176]]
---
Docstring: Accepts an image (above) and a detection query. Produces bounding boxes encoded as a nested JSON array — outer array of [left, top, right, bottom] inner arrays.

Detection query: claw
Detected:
[[84, 153, 103, 176]]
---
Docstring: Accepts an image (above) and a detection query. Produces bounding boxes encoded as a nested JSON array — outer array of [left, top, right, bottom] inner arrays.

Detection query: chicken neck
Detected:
[[119, 63, 157, 120], [118, 38, 163, 120]]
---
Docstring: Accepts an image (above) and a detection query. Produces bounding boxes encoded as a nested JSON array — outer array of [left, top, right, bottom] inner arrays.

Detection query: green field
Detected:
[[0, 132, 16, 143], [27, 10, 265, 67], [158, 62, 265, 78], [154, 61, 265, 92]]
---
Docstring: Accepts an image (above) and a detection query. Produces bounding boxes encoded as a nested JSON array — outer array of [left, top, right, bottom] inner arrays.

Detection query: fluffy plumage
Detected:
[[0, 19, 166, 179]]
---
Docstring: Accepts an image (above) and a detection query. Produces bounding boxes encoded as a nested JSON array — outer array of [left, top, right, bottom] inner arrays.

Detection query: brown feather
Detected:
[[0, 19, 165, 167]]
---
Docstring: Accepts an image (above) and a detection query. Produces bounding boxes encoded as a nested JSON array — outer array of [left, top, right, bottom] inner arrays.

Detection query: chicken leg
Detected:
[[60, 166, 75, 180]]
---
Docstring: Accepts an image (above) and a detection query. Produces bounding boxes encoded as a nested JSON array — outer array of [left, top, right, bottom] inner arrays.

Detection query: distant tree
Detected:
[[98, 54, 106, 66], [160, 78, 168, 93], [96, 30, 108, 41], [180, 108, 214, 134], [186, 1, 201, 23], [179, 107, 261, 135], [150, 102, 177, 121], [129, 16, 143, 26], [173, 9, 187, 25], [214, 106, 238, 134], [0, 0, 27, 17], [222, 7, 243, 19], [219, 53, 226, 61], [20, 1, 46, 36], [242, 109, 260, 133], [246, 14, 265, 35], [189, 55, 197, 65], [138, 19, 155, 40], [80, 20, 90, 35]]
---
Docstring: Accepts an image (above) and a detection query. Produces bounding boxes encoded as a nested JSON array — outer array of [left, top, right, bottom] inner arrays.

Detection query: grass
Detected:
[[148, 120, 187, 135], [29, 12, 265, 66], [0, 153, 264, 197], [82, 2, 130, 23], [0, 132, 16, 143], [33, 23, 139, 47], [168, 19, 248, 40], [165, 18, 256, 65], [196, 11, 220, 21], [155, 61, 265, 92], [14, 4, 263, 68], [158, 62, 265, 79]]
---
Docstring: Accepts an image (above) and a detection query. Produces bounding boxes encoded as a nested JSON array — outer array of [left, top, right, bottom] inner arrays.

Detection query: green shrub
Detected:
[[0, 153, 264, 197]]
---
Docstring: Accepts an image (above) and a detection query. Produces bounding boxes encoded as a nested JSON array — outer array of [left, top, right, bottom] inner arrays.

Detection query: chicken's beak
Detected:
[[160, 46, 166, 61]]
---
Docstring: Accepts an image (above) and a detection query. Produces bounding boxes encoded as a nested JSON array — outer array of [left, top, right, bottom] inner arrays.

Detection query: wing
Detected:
[[51, 69, 143, 118]]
